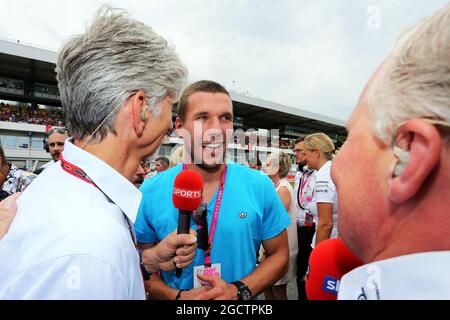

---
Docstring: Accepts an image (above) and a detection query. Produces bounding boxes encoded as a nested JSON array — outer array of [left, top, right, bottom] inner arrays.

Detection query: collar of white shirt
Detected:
[[41, 161, 53, 169], [61, 139, 142, 223], [317, 160, 331, 176], [338, 251, 450, 300]]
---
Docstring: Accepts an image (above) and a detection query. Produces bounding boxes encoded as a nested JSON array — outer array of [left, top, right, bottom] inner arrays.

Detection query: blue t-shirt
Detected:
[[134, 163, 291, 290]]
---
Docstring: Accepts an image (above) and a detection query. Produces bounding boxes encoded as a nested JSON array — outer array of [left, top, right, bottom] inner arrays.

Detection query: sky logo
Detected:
[[323, 276, 339, 295]]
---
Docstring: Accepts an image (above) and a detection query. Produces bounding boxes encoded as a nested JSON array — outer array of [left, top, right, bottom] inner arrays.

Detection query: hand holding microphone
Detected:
[[172, 169, 204, 277], [140, 170, 203, 274], [153, 229, 198, 272], [140, 228, 198, 273]]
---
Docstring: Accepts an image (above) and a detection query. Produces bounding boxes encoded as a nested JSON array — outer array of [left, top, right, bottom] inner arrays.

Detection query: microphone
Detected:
[[172, 170, 204, 277], [305, 238, 363, 300]]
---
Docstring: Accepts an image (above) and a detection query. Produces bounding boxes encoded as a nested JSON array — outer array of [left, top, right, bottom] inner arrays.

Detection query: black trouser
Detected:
[[296, 224, 315, 300]]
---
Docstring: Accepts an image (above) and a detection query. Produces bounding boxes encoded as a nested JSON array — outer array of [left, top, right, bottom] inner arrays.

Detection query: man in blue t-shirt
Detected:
[[135, 80, 291, 300]]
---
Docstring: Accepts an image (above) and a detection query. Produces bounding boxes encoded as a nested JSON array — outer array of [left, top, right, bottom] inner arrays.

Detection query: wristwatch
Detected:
[[231, 281, 253, 300]]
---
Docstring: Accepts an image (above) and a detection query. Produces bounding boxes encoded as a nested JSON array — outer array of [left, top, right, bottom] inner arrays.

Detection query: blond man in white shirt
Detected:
[[332, 3, 450, 299]]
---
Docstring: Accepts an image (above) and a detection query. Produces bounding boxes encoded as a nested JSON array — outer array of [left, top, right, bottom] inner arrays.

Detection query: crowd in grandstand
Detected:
[[279, 139, 296, 149], [0, 102, 65, 127], [0, 101, 300, 152]]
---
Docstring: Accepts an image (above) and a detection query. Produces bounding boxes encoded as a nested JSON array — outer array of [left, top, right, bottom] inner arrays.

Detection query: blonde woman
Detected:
[[303, 133, 338, 247], [170, 145, 184, 167], [262, 152, 298, 300]]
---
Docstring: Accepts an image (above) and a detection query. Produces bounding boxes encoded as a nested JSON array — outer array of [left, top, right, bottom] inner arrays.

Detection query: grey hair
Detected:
[[267, 152, 292, 179], [56, 5, 188, 141], [367, 3, 450, 145]]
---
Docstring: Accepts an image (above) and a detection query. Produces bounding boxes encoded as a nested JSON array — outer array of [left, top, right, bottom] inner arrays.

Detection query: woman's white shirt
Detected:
[[309, 160, 338, 247]]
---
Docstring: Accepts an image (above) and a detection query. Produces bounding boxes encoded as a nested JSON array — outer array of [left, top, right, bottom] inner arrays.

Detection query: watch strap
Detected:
[[231, 280, 252, 300]]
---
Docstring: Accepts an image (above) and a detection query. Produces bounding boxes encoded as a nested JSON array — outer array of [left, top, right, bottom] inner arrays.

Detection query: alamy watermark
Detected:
[[172, 121, 283, 170]]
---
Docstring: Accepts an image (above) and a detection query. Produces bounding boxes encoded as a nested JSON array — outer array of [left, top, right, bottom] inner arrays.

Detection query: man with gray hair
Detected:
[[332, 3, 450, 299], [154, 156, 170, 173], [0, 6, 197, 299]]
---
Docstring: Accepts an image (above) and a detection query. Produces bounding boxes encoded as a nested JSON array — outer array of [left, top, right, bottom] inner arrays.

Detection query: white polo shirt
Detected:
[[0, 140, 145, 299], [310, 161, 338, 246], [338, 251, 450, 300]]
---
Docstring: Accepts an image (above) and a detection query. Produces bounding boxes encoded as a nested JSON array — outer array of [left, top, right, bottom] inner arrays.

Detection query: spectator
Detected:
[[131, 163, 146, 188], [0, 103, 66, 127], [336, 3, 450, 299], [248, 156, 261, 171], [135, 80, 290, 300], [35, 127, 70, 175], [141, 161, 151, 176], [292, 137, 316, 300], [303, 133, 338, 247], [47, 127, 70, 162], [0, 145, 36, 201], [170, 145, 184, 167], [154, 156, 170, 173], [261, 152, 298, 300]]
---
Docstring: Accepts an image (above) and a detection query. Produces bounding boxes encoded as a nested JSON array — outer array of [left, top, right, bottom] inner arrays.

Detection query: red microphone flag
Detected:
[[306, 238, 363, 300], [172, 170, 203, 211]]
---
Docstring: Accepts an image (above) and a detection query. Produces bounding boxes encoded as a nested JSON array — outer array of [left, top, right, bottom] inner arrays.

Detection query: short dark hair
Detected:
[[155, 156, 170, 167], [294, 137, 305, 144], [177, 80, 230, 121]]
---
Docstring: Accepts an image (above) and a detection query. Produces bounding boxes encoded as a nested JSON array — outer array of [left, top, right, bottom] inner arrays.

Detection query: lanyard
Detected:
[[297, 170, 313, 210], [59, 154, 152, 291], [183, 164, 227, 267], [60, 154, 137, 246]]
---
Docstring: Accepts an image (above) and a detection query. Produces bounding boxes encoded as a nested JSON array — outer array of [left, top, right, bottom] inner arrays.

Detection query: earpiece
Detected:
[[140, 106, 148, 122], [393, 146, 411, 177]]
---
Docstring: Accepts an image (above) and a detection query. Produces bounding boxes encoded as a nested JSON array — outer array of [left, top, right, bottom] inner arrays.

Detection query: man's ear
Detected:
[[175, 117, 184, 138], [389, 119, 442, 204], [131, 90, 147, 137]]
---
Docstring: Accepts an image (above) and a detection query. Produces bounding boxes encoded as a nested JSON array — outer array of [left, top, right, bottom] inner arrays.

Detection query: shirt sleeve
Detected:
[[313, 177, 337, 204], [261, 176, 292, 240], [3, 256, 133, 300], [134, 180, 158, 244]]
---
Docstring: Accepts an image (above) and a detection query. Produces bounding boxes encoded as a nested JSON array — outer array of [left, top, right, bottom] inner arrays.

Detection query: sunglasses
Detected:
[[47, 127, 70, 136], [193, 203, 209, 251]]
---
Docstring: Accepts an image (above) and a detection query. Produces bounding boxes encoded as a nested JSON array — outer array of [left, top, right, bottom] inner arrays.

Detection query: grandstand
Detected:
[[0, 38, 346, 171]]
